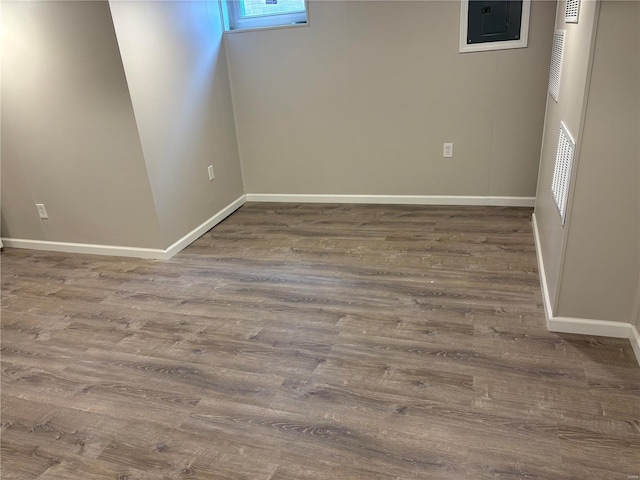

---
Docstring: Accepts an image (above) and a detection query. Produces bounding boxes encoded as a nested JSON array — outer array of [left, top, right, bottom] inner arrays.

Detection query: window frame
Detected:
[[222, 0, 309, 33], [459, 0, 531, 53]]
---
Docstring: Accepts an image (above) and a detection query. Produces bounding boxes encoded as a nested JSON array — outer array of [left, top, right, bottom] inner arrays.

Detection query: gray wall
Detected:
[[109, 1, 244, 246], [634, 280, 640, 331], [557, 0, 639, 322], [534, 0, 600, 310], [1, 1, 244, 250], [225, 0, 556, 196], [638, 150, 640, 332], [534, 0, 640, 325], [1, 1, 164, 248]]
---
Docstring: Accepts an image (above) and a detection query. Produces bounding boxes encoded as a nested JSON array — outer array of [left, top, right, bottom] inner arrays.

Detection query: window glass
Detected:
[[223, 0, 308, 31]]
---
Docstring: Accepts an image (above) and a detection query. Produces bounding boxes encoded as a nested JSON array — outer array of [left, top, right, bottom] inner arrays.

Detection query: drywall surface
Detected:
[[533, 0, 599, 310], [557, 0, 639, 322], [109, 1, 244, 246], [1, 1, 164, 248], [634, 279, 640, 330], [225, 0, 556, 196]]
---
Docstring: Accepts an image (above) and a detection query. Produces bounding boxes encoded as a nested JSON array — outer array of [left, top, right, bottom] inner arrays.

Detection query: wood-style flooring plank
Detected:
[[2, 203, 639, 479]]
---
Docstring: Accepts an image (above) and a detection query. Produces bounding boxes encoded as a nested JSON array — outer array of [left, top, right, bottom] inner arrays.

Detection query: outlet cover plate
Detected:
[[443, 143, 454, 158], [35, 203, 48, 219]]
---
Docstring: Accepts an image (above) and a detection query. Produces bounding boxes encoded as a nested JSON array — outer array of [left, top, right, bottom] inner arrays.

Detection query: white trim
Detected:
[[1, 195, 247, 261], [459, 0, 531, 54], [0, 195, 530, 259], [162, 195, 246, 258], [546, 316, 632, 339], [0, 238, 166, 260], [223, 21, 308, 35], [246, 194, 535, 207], [532, 213, 555, 324], [532, 213, 640, 367], [630, 326, 640, 367]]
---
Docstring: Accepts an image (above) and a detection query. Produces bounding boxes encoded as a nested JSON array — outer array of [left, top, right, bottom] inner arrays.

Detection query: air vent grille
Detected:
[[548, 30, 565, 102], [565, 0, 580, 23], [551, 121, 575, 225]]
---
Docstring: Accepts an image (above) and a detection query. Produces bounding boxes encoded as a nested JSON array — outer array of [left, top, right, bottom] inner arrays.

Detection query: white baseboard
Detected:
[[532, 213, 640, 366], [631, 326, 640, 366], [1, 238, 167, 260], [162, 195, 246, 259], [531, 213, 555, 324], [1, 195, 247, 261], [245, 194, 535, 207], [546, 316, 633, 338]]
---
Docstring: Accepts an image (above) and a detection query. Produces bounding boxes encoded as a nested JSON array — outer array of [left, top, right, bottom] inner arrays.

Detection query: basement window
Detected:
[[222, 0, 308, 32], [459, 0, 531, 53]]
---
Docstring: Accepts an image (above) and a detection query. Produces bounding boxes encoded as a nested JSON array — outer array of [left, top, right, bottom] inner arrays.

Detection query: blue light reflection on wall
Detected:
[[111, 0, 231, 195]]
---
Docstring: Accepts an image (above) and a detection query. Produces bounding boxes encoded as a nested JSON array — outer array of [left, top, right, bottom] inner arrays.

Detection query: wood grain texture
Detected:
[[2, 203, 639, 479]]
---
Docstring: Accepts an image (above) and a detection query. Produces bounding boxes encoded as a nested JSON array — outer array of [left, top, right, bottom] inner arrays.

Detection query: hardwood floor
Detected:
[[1, 203, 639, 479]]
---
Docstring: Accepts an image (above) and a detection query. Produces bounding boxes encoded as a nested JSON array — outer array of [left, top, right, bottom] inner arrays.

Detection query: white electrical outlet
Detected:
[[208, 165, 215, 181], [35, 203, 48, 219], [443, 143, 454, 158]]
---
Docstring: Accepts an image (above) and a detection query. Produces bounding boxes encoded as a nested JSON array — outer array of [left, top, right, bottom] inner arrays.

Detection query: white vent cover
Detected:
[[565, 0, 580, 23], [548, 30, 565, 102], [551, 121, 576, 224]]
